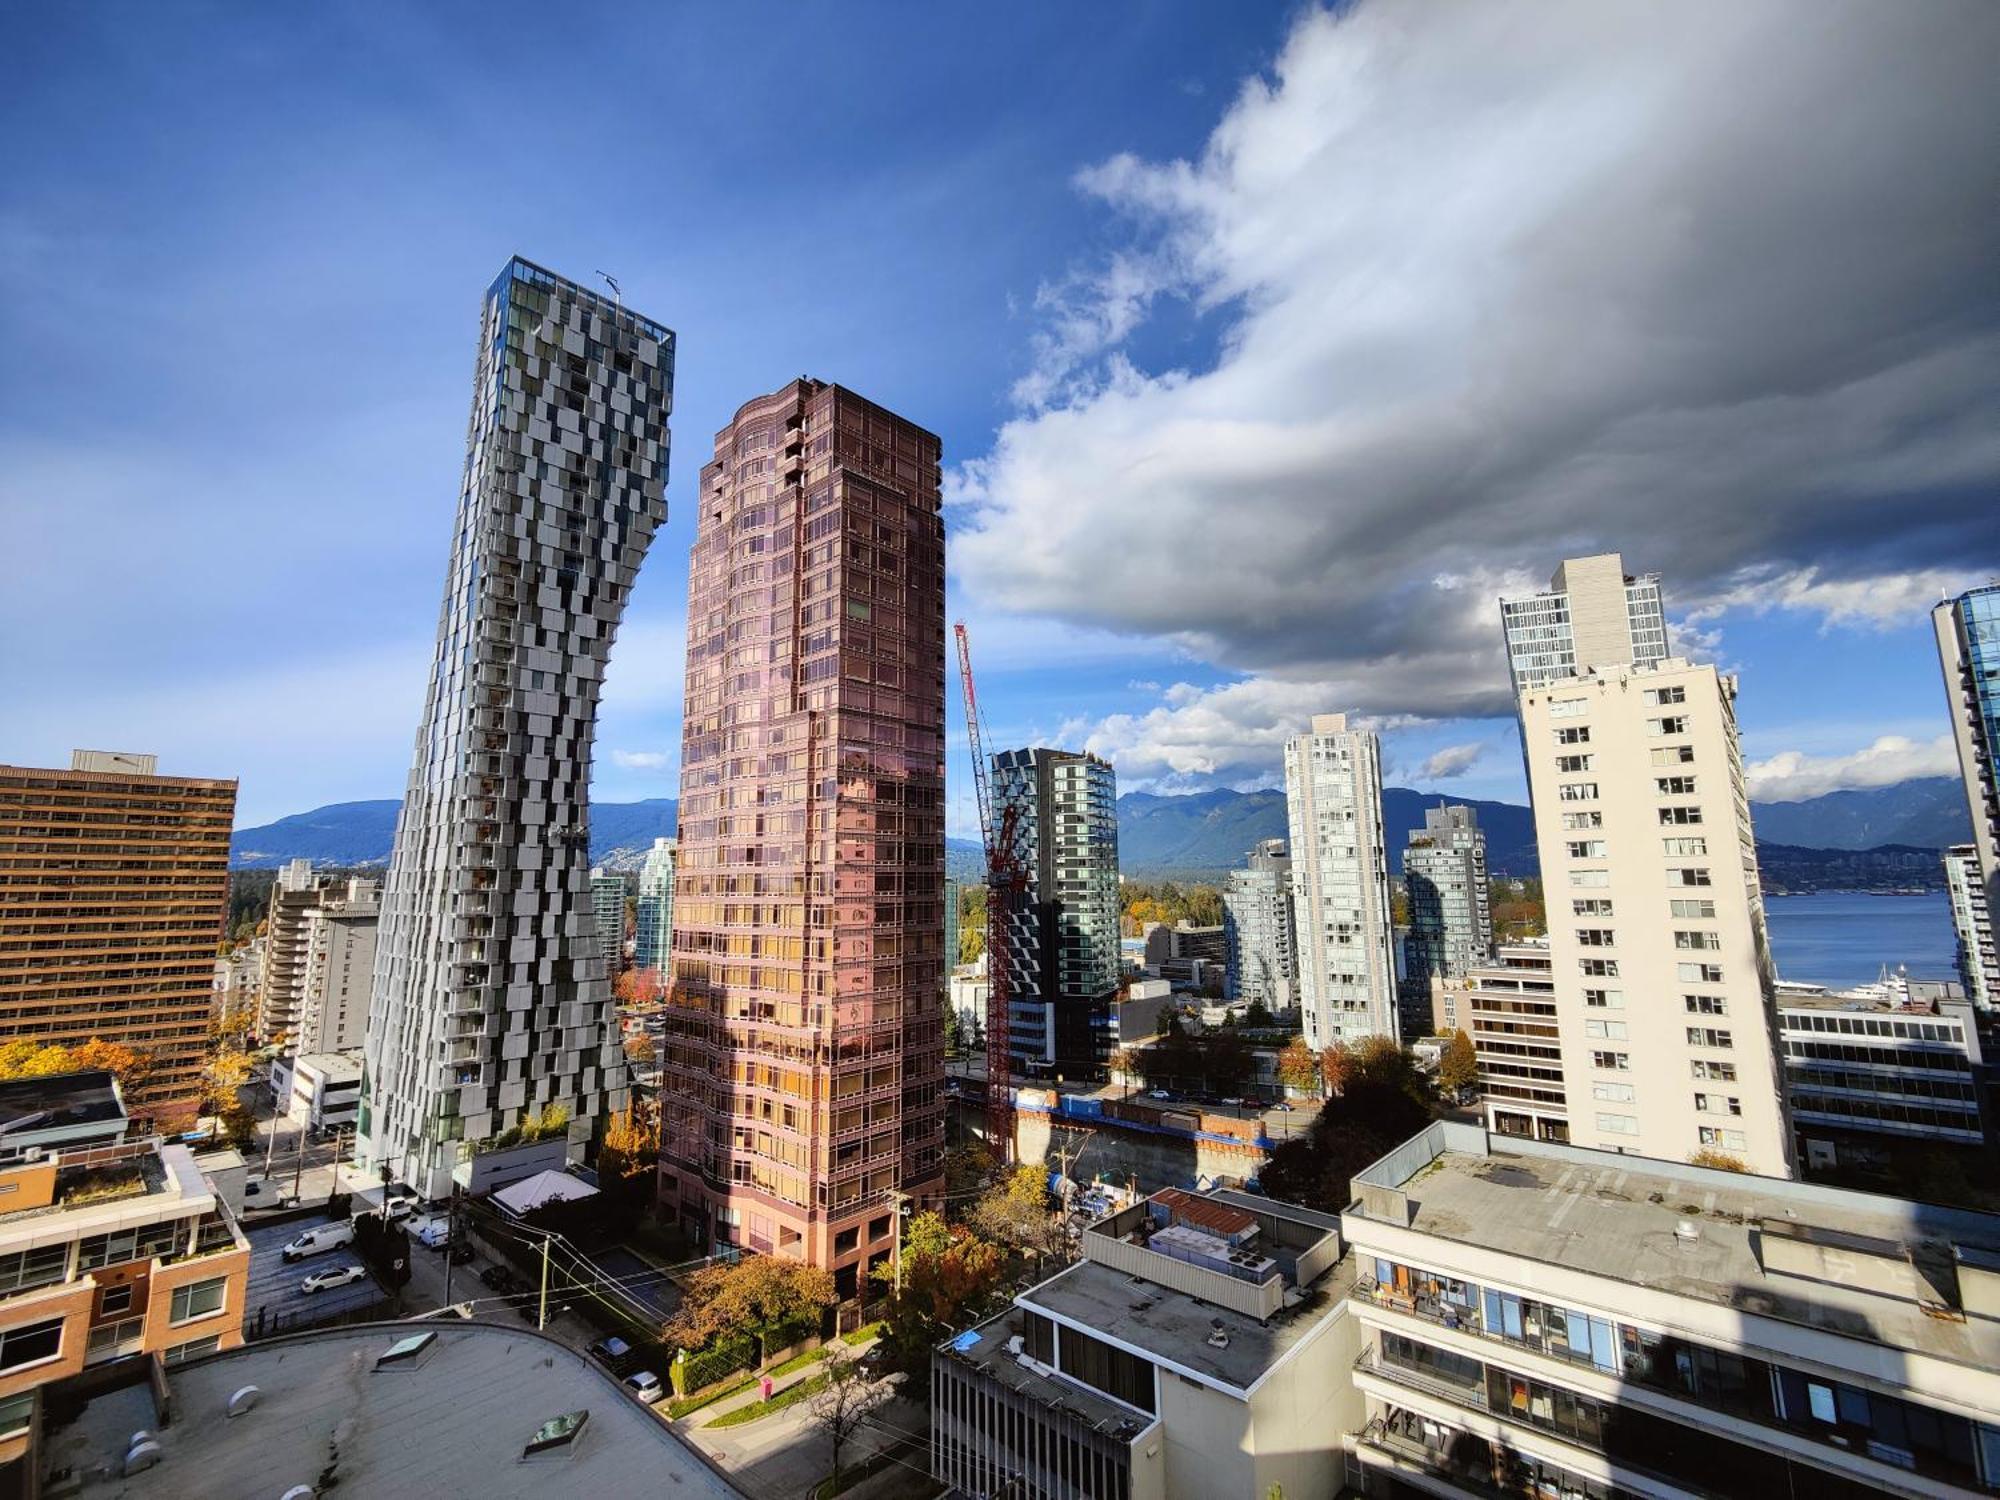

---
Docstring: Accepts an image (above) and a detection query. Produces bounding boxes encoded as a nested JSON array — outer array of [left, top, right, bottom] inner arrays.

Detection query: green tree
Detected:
[[968, 1166, 1066, 1264], [872, 1212, 1004, 1371], [1261, 1039, 1437, 1214], [1439, 1029, 1480, 1097], [1276, 1036, 1319, 1094]]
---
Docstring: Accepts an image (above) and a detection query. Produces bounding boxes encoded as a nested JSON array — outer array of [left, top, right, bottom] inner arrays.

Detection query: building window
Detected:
[[169, 1276, 228, 1326], [1596, 1113, 1640, 1135], [1663, 838, 1709, 857], [1593, 1082, 1635, 1102], [1687, 1028, 1733, 1049], [1674, 930, 1722, 951], [1583, 988, 1623, 1008], [1555, 727, 1591, 744], [1691, 1059, 1738, 1082], [1670, 899, 1716, 918], [1685, 995, 1728, 1015], [163, 1334, 221, 1367], [0, 1392, 30, 1440], [1591, 1051, 1629, 1071], [0, 1318, 63, 1372], [1569, 869, 1609, 888], [1699, 1126, 1747, 1151], [1694, 1094, 1742, 1116], [0, 1244, 70, 1295], [1585, 1020, 1627, 1040], [1657, 776, 1698, 795], [100, 1284, 133, 1315], [1580, 959, 1619, 977], [1659, 807, 1704, 826], [1649, 715, 1690, 735], [1556, 755, 1594, 773], [1057, 1325, 1155, 1414], [1644, 686, 1687, 706], [1558, 785, 1600, 804]]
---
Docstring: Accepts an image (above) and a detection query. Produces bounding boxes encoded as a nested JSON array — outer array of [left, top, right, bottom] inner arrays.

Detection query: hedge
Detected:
[[674, 1330, 757, 1395]]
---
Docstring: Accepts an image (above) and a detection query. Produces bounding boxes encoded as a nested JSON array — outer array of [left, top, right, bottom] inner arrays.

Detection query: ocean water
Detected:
[[1762, 891, 1959, 990]]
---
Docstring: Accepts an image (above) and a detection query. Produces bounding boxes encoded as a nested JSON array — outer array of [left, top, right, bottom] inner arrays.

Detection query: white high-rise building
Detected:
[[295, 877, 378, 1055], [1224, 839, 1297, 1010], [1284, 714, 1398, 1047], [1510, 558, 1792, 1177], [1500, 552, 1668, 696], [361, 258, 671, 1197]]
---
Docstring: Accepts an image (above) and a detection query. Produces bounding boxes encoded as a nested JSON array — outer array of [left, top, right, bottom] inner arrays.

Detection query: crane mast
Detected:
[[954, 622, 1018, 1158]]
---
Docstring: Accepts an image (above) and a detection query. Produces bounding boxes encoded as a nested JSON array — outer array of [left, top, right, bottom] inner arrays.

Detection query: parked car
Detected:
[[281, 1222, 356, 1262], [622, 1371, 665, 1405], [383, 1183, 419, 1207], [479, 1264, 517, 1292], [1148, 1089, 1173, 1100], [379, 1198, 415, 1224], [300, 1264, 367, 1295], [413, 1218, 451, 1248], [857, 1346, 891, 1379], [589, 1336, 635, 1371], [445, 1242, 474, 1265]]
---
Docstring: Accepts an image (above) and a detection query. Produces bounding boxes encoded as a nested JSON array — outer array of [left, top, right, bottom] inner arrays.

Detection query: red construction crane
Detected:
[[955, 621, 1022, 1159]]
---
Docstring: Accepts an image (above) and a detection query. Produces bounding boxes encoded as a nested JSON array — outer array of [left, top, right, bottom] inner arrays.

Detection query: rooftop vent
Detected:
[[1206, 1330, 1230, 1349], [1675, 1219, 1701, 1243], [225, 1386, 260, 1417]]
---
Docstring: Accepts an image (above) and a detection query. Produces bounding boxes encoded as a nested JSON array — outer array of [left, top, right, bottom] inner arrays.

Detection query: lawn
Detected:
[[706, 1371, 830, 1429]]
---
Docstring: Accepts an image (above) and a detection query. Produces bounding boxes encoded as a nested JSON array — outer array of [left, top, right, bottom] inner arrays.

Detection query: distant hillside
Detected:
[[236, 797, 987, 875], [1745, 776, 1969, 851], [1116, 786, 1539, 876], [239, 775, 1970, 888]]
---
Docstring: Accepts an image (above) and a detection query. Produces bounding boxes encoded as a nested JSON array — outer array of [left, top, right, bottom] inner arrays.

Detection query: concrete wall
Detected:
[[1012, 1107, 1268, 1195]]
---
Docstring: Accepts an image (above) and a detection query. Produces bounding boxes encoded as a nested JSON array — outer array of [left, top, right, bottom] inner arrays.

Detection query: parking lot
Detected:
[[240, 1214, 387, 1339]]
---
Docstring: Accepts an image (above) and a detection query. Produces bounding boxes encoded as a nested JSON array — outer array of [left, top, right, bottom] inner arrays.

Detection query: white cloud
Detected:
[[954, 0, 1999, 773], [610, 751, 671, 772], [1418, 743, 1485, 780], [1744, 735, 1958, 803]]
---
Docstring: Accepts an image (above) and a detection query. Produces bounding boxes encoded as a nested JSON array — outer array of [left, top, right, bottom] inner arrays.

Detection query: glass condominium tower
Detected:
[[633, 837, 677, 972], [1935, 583, 2000, 1010], [658, 378, 946, 1295], [361, 258, 673, 1198]]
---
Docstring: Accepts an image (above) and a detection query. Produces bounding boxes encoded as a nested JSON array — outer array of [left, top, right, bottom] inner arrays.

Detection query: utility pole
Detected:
[[890, 1190, 912, 1294], [538, 1232, 551, 1331], [290, 1121, 308, 1200]]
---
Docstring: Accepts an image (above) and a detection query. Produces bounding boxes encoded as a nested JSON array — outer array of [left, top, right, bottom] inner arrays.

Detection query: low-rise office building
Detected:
[[0, 1074, 250, 1479], [269, 1051, 363, 1135], [1776, 975, 1987, 1158], [934, 1185, 1360, 1500], [1342, 1119, 2000, 1499]]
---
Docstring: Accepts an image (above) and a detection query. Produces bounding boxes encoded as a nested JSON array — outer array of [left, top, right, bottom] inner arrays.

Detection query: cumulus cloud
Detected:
[[1744, 735, 1959, 803], [956, 0, 1999, 783], [1418, 743, 1485, 781], [610, 750, 672, 772]]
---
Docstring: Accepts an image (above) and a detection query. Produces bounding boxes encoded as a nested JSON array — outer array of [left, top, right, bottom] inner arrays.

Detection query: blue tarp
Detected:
[[950, 1330, 981, 1352]]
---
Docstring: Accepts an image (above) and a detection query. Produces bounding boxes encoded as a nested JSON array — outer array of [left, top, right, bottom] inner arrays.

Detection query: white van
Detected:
[[281, 1222, 356, 1262], [413, 1218, 451, 1249]]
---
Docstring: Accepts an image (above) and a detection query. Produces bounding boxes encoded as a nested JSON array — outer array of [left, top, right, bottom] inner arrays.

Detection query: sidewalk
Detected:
[[686, 1331, 877, 1429]]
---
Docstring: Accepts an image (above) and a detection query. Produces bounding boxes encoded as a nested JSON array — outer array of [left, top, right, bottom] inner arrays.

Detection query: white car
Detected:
[[623, 1371, 665, 1405], [300, 1264, 367, 1295]]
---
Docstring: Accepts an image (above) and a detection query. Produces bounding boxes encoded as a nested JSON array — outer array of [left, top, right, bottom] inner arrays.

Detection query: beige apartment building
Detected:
[[295, 877, 378, 1055], [1517, 654, 1792, 1175]]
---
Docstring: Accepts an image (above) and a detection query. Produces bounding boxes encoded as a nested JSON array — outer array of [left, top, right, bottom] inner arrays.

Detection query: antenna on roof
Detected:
[[595, 271, 622, 312]]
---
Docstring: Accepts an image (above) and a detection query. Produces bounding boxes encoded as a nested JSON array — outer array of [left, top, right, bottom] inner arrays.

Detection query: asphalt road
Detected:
[[240, 1215, 387, 1339]]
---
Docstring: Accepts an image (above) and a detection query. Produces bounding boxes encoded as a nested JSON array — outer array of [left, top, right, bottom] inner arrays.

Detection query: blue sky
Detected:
[[4, 2, 1994, 833]]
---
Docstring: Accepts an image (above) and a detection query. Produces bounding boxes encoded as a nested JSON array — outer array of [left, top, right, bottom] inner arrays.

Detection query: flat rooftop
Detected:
[[1350, 1122, 2000, 1372], [0, 1069, 123, 1134], [945, 1304, 1153, 1437], [1022, 1253, 1355, 1394], [43, 1322, 740, 1498]]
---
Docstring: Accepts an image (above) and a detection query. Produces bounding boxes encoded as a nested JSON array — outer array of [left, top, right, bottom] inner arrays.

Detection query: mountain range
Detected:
[[231, 776, 1971, 879]]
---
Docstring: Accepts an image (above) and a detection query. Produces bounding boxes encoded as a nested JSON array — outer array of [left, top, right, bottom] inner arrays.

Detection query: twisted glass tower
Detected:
[[361, 258, 674, 1197]]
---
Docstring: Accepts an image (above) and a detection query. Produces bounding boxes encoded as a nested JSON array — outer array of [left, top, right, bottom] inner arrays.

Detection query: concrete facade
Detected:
[[1402, 805, 1493, 1034], [1343, 1121, 2000, 1500], [1518, 657, 1793, 1176], [1945, 844, 1996, 1010], [361, 258, 670, 1198], [294, 877, 377, 1055], [1284, 714, 1399, 1047], [1224, 838, 1296, 1010], [1500, 552, 1668, 696]]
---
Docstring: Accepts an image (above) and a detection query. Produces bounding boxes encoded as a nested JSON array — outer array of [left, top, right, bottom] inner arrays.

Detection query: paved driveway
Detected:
[[240, 1215, 386, 1339]]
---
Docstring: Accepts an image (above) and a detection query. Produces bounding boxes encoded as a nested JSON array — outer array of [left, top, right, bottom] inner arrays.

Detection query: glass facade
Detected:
[[1937, 585, 2000, 1011], [1224, 839, 1296, 1008], [361, 257, 670, 1196], [657, 379, 946, 1288], [633, 836, 676, 972], [1403, 805, 1493, 1007], [990, 749, 1120, 1077]]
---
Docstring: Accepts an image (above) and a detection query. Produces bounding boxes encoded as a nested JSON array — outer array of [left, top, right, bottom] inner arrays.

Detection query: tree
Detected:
[[968, 1166, 1066, 1264], [1260, 1038, 1437, 1214], [942, 1004, 964, 1058], [624, 1032, 656, 1067], [0, 1039, 155, 1096], [1242, 999, 1275, 1029], [1439, 1030, 1480, 1097], [599, 1098, 658, 1184], [1276, 1036, 1319, 1094], [201, 1045, 257, 1113], [807, 1350, 889, 1494], [665, 1254, 837, 1351], [613, 967, 666, 1006], [1318, 1042, 1351, 1097], [872, 1212, 1004, 1371]]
